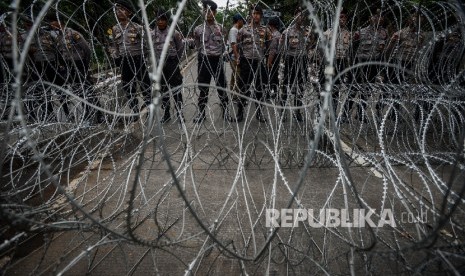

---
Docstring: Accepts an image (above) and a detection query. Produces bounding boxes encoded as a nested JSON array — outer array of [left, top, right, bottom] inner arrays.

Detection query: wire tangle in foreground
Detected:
[[0, 0, 465, 274]]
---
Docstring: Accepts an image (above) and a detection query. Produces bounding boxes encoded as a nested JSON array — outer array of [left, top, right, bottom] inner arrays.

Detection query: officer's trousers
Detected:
[[27, 60, 58, 121], [229, 59, 240, 97], [238, 57, 267, 107], [282, 55, 308, 107], [324, 58, 351, 118], [121, 55, 151, 113], [1, 57, 13, 120], [266, 54, 280, 100], [58, 59, 103, 122], [196, 54, 229, 114], [353, 58, 385, 122], [161, 57, 183, 116]]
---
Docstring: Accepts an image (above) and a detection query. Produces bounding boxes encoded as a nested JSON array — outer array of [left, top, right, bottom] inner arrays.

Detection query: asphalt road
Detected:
[[4, 57, 465, 275]]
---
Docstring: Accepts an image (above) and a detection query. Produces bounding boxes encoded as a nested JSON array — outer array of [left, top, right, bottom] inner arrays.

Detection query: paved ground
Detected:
[[3, 59, 465, 275]]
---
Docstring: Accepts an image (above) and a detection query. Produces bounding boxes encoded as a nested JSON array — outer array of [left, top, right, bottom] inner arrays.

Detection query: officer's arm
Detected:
[[139, 25, 148, 52], [193, 27, 201, 51], [221, 25, 228, 46], [378, 29, 387, 52], [76, 31, 92, 64], [280, 30, 287, 53], [352, 30, 361, 54], [175, 31, 185, 60], [267, 35, 277, 68], [349, 31, 358, 61], [234, 30, 242, 63], [107, 26, 119, 59], [385, 30, 400, 59]]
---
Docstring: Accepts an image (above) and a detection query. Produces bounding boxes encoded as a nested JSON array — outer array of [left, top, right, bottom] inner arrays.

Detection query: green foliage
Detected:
[[6, 0, 450, 68], [219, 1, 249, 32], [0, 1, 10, 12]]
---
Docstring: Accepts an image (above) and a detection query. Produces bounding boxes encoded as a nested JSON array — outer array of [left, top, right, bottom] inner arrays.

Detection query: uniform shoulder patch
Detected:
[[107, 28, 113, 35]]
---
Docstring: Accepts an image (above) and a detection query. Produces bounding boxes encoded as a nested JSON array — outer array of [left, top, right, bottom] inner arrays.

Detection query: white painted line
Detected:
[[52, 158, 104, 209], [325, 129, 383, 178]]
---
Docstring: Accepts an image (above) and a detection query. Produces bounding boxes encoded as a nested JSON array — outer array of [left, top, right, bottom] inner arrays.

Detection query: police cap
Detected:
[[267, 16, 279, 28], [294, 7, 304, 16], [45, 12, 58, 22], [339, 8, 349, 19], [252, 4, 263, 15], [156, 8, 169, 21], [372, 8, 382, 15], [115, 0, 135, 14], [202, 0, 218, 11], [232, 13, 244, 23]]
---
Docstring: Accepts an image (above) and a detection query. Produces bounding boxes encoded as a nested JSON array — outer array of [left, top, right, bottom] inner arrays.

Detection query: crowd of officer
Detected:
[[0, 6, 105, 123], [1, 1, 463, 126], [228, 4, 464, 124]]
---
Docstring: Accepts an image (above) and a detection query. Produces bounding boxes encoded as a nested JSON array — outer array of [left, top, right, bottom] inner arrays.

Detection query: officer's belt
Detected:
[[242, 57, 263, 61], [166, 56, 178, 60], [199, 53, 221, 58]]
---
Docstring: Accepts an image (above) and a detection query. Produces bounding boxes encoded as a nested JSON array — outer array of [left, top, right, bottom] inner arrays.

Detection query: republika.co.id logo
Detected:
[[266, 208, 399, 228]]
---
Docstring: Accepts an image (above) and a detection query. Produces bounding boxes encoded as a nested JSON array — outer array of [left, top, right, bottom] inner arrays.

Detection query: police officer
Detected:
[[0, 17, 17, 120], [281, 8, 312, 121], [108, 0, 151, 122], [0, 19, 14, 87], [192, 0, 231, 124], [266, 16, 281, 102], [151, 8, 185, 123], [25, 14, 59, 121], [323, 9, 353, 119], [228, 13, 245, 98], [352, 9, 388, 122], [234, 4, 269, 123], [435, 27, 464, 84], [324, 10, 352, 80], [353, 9, 388, 82], [49, 14, 104, 124], [387, 10, 425, 83]]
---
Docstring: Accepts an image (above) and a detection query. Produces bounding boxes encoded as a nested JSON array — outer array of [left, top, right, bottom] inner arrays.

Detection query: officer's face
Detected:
[[157, 18, 167, 30], [22, 21, 33, 30], [115, 4, 131, 21], [339, 14, 348, 26], [370, 15, 384, 27], [408, 14, 422, 29], [50, 20, 61, 30], [252, 11, 261, 25], [295, 13, 303, 26], [204, 8, 216, 22], [237, 19, 244, 28]]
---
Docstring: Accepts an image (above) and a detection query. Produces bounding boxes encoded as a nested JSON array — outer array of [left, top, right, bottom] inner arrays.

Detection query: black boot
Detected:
[[160, 101, 171, 123], [256, 105, 266, 123], [235, 103, 244, 122], [294, 97, 303, 122], [193, 104, 205, 124], [174, 94, 185, 124], [176, 107, 185, 123], [161, 110, 171, 123], [222, 104, 236, 122], [193, 112, 205, 124], [294, 110, 303, 122], [178, 112, 185, 123], [221, 104, 227, 120], [91, 109, 105, 124]]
